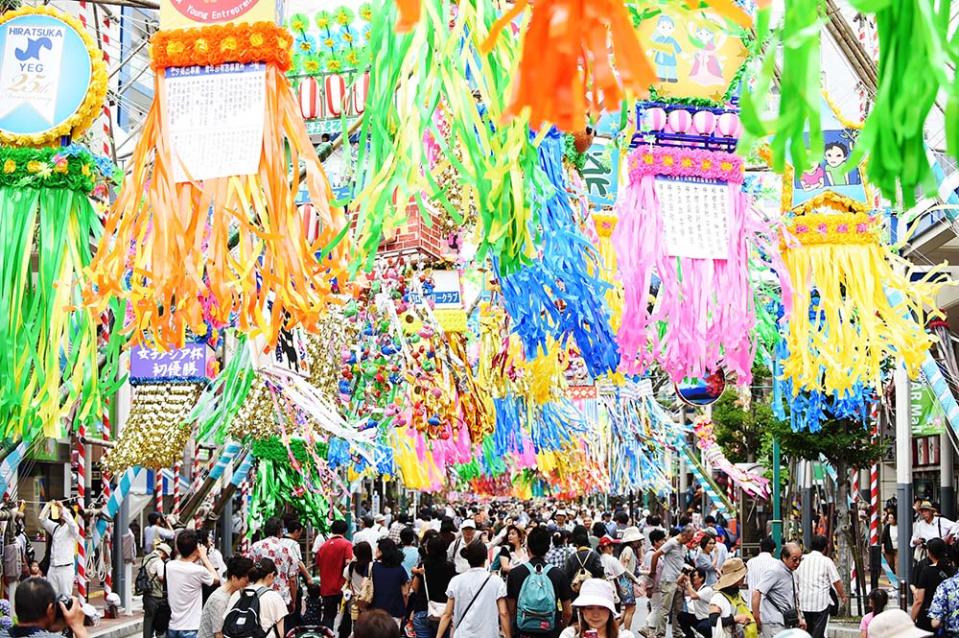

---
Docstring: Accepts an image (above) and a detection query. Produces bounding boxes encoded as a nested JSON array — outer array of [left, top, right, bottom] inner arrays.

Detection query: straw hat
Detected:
[[621, 526, 644, 544], [714, 557, 747, 590]]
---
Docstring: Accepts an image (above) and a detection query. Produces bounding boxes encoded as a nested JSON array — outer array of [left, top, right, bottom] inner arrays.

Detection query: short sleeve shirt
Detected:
[[370, 562, 410, 618], [659, 538, 688, 582], [166, 560, 216, 630], [316, 536, 353, 597], [927, 574, 959, 635], [250, 537, 297, 604], [756, 561, 797, 626], [506, 557, 572, 638], [447, 568, 507, 638], [916, 562, 952, 630], [198, 586, 231, 638], [226, 587, 288, 637]]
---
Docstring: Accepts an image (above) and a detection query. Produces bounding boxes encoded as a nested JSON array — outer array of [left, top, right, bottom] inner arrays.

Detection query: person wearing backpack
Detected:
[[563, 526, 604, 595], [139, 543, 171, 638], [198, 556, 252, 638], [507, 526, 572, 638], [223, 558, 288, 638]]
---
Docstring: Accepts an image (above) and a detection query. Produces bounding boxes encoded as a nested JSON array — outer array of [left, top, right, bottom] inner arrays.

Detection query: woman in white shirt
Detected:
[[225, 558, 288, 638], [708, 558, 754, 638], [560, 578, 635, 638]]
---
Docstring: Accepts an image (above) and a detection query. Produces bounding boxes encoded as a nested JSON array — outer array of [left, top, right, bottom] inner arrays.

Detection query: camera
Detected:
[[55, 594, 73, 618]]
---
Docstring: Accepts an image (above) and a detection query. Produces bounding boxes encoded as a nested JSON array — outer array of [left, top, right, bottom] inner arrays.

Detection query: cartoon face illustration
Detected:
[[656, 15, 675, 36], [693, 25, 715, 45], [824, 142, 849, 167]]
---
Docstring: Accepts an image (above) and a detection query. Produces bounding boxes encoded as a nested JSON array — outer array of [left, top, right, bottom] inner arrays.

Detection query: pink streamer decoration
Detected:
[[613, 146, 756, 384]]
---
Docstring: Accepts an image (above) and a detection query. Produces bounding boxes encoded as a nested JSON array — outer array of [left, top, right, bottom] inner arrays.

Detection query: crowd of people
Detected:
[[3, 497, 946, 638]]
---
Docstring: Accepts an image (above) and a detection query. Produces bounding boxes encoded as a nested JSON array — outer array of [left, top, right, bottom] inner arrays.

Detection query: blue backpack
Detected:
[[516, 562, 557, 633]]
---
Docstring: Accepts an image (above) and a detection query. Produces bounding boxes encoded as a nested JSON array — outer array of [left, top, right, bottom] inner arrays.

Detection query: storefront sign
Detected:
[[911, 375, 946, 436], [161, 0, 276, 30], [130, 343, 208, 381]]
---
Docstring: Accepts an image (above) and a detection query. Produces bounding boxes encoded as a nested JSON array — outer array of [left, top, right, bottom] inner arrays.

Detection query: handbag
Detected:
[[356, 563, 375, 609], [421, 570, 446, 622]]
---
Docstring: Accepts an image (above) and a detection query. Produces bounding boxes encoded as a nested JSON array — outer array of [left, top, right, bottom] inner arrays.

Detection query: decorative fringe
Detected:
[[481, 0, 655, 132], [613, 148, 755, 384], [88, 62, 349, 350], [779, 215, 945, 394], [0, 188, 114, 440]]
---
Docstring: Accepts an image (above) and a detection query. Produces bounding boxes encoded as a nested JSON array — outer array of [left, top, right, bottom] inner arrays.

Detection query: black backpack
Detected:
[[223, 588, 279, 638], [134, 555, 160, 597]]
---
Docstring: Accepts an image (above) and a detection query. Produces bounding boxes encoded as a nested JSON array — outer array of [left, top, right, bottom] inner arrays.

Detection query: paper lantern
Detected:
[[297, 77, 320, 120], [352, 72, 370, 115], [692, 111, 717, 136], [665, 109, 692, 134], [325, 74, 347, 117], [717, 112, 743, 138], [644, 107, 667, 132]]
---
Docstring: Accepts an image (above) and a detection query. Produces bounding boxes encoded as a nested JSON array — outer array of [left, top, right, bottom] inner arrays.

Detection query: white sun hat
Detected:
[[571, 579, 617, 615]]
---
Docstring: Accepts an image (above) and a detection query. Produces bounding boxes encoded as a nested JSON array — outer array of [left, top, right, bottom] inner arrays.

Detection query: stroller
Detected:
[[285, 626, 335, 638]]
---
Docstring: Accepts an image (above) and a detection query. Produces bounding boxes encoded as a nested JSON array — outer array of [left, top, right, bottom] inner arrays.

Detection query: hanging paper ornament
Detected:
[[87, 22, 350, 350], [693, 416, 770, 498], [613, 144, 756, 384]]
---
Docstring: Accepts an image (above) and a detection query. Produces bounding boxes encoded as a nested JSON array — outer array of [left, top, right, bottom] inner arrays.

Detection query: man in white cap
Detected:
[[448, 519, 486, 574], [552, 510, 573, 533], [868, 608, 932, 638]]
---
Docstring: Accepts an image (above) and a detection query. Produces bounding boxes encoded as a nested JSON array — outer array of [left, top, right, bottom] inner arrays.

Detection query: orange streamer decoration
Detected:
[[394, 0, 421, 31], [87, 25, 349, 350], [482, 0, 656, 132]]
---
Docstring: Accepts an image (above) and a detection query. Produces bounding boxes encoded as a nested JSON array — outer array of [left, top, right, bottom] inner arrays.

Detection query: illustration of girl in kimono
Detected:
[[687, 19, 727, 86]]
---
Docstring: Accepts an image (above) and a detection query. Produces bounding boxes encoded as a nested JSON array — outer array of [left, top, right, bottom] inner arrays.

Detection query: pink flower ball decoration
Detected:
[[692, 110, 717, 135], [644, 107, 667, 132], [717, 112, 743, 138], [665, 109, 692, 134]]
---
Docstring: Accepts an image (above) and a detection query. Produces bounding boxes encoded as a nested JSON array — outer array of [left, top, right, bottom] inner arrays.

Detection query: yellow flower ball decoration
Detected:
[[0, 6, 108, 147]]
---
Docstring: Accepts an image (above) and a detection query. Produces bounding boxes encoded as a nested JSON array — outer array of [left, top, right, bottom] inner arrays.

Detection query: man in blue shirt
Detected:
[[929, 570, 959, 636]]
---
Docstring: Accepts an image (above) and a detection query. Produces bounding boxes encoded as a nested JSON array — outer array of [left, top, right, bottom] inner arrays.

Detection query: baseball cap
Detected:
[[868, 609, 932, 638], [460, 519, 476, 530], [598, 535, 620, 547]]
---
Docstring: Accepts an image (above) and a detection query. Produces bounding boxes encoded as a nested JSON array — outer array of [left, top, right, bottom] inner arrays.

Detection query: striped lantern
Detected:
[[352, 72, 370, 115], [298, 77, 321, 120], [716, 112, 743, 138], [325, 74, 347, 117], [665, 109, 692, 134], [692, 110, 717, 135], [643, 107, 667, 132]]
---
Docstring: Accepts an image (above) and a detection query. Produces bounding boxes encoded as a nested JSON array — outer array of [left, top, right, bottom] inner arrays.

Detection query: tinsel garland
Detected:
[[87, 24, 349, 349], [102, 383, 201, 472], [497, 129, 619, 377]]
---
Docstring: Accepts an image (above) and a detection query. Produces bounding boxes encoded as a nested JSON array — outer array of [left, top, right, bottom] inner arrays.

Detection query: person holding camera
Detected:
[[38, 501, 81, 597], [6, 577, 88, 638], [751, 542, 806, 638]]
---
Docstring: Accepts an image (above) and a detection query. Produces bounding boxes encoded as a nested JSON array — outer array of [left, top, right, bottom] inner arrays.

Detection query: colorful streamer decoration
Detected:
[[613, 145, 755, 384], [693, 417, 770, 498], [778, 211, 944, 395], [87, 22, 350, 350]]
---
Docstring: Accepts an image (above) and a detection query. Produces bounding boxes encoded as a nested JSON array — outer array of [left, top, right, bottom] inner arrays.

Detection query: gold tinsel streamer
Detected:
[[230, 378, 277, 440], [102, 383, 201, 472]]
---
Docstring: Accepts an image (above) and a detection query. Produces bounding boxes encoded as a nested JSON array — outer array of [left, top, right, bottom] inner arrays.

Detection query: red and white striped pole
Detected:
[[75, 424, 87, 602], [172, 461, 182, 517], [101, 413, 113, 599], [155, 471, 163, 514]]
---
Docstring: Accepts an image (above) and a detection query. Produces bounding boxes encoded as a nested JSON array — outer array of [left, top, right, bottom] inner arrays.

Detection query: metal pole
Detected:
[[113, 498, 129, 608], [941, 431, 954, 519], [896, 364, 914, 610], [801, 460, 813, 548], [772, 437, 783, 552], [219, 493, 233, 558]]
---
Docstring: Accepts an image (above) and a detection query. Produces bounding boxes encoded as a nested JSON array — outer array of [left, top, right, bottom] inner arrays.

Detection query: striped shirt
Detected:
[[796, 550, 840, 613], [746, 552, 778, 597]]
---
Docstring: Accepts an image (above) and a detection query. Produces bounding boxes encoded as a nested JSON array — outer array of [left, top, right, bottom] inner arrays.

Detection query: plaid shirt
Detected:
[[388, 522, 405, 544], [545, 545, 575, 571]]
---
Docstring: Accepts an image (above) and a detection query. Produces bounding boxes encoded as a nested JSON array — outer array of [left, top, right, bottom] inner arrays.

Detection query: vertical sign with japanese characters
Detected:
[[656, 178, 730, 259], [164, 63, 266, 183], [130, 343, 209, 381]]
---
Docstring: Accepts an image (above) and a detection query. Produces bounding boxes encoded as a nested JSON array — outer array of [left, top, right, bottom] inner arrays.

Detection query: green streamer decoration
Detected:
[[845, 0, 950, 207], [351, 0, 541, 276], [739, 0, 824, 175], [0, 148, 118, 440], [249, 458, 337, 534]]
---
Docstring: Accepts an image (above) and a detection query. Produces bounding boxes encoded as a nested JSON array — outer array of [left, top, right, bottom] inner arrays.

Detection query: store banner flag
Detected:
[[912, 373, 947, 436]]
